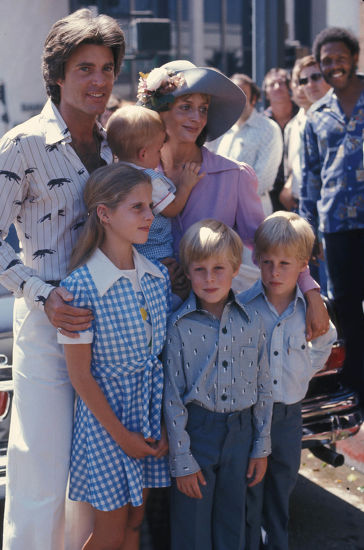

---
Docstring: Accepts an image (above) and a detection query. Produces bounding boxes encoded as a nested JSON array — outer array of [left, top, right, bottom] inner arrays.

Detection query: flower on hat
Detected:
[[145, 68, 169, 91], [137, 68, 186, 111]]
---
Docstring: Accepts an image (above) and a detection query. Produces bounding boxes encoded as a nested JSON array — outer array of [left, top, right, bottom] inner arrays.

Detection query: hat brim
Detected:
[[164, 64, 246, 141]]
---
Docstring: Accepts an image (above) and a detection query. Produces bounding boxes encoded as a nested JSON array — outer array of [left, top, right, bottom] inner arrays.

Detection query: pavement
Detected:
[[337, 422, 364, 474]]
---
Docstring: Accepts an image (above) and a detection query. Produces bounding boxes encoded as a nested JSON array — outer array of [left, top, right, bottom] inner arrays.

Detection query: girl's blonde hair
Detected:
[[179, 218, 243, 273], [68, 163, 151, 272], [107, 105, 165, 161], [254, 211, 315, 262]]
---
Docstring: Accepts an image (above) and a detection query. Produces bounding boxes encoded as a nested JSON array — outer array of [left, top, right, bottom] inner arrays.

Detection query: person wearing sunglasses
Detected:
[[300, 27, 364, 408], [280, 55, 331, 293], [280, 55, 330, 212], [298, 58, 331, 104]]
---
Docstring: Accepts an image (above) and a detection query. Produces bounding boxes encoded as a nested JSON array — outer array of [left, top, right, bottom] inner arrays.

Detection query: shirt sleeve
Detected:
[[250, 316, 273, 458], [297, 266, 320, 294], [163, 321, 201, 477], [144, 170, 176, 215], [298, 124, 322, 293], [0, 135, 55, 309], [235, 163, 265, 250], [299, 118, 322, 236], [57, 276, 94, 344], [253, 122, 283, 197], [309, 320, 337, 373]]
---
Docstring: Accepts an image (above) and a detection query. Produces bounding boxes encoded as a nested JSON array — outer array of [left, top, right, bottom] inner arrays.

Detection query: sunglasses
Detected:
[[298, 73, 323, 86]]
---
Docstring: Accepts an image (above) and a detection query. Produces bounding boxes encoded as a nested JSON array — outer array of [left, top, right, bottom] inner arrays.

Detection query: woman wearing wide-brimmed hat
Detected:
[[137, 60, 262, 291], [137, 61, 326, 295]]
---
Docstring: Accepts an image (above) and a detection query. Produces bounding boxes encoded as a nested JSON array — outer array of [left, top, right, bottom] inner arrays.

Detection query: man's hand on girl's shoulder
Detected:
[[45, 287, 93, 338]]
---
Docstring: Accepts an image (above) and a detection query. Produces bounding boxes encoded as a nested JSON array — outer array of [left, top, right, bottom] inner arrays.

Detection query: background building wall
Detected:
[[0, 0, 68, 128], [0, 0, 362, 133]]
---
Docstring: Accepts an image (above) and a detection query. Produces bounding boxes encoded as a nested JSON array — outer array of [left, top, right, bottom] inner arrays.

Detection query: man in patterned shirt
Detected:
[[0, 9, 125, 549], [300, 27, 364, 406]]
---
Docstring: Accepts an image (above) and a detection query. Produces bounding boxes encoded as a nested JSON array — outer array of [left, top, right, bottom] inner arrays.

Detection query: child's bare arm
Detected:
[[176, 470, 206, 499], [64, 343, 157, 459], [153, 422, 169, 458], [246, 457, 267, 487], [161, 162, 205, 217]]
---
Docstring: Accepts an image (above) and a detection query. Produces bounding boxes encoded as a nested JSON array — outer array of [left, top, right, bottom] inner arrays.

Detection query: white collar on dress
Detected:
[[86, 247, 164, 296]]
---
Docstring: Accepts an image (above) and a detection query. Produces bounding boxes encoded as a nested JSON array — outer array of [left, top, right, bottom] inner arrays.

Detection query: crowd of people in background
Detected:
[[0, 7, 362, 550]]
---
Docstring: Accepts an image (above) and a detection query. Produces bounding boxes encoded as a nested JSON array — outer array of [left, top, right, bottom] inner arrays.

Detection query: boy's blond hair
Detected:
[[254, 211, 315, 262], [179, 219, 243, 273], [107, 105, 165, 161]]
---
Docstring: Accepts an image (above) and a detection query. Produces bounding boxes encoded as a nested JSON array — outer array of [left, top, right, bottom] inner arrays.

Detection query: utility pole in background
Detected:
[[220, 0, 227, 75], [189, 0, 204, 66], [252, 0, 285, 87]]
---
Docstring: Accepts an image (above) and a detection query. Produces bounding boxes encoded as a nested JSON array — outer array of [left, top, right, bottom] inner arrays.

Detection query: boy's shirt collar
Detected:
[[118, 160, 144, 171], [172, 289, 251, 325], [240, 279, 306, 313]]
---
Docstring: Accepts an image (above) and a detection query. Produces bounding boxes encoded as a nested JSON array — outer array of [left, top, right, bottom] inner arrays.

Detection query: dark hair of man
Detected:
[[262, 68, 291, 93], [297, 55, 318, 75], [42, 8, 125, 104], [230, 73, 261, 103], [313, 27, 359, 64]]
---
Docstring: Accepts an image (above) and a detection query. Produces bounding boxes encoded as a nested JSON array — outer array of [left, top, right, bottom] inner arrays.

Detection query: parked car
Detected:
[[0, 283, 14, 498], [301, 297, 363, 466]]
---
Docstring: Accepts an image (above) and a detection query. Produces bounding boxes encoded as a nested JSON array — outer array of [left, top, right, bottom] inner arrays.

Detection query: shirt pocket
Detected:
[[288, 335, 308, 354], [239, 345, 258, 383]]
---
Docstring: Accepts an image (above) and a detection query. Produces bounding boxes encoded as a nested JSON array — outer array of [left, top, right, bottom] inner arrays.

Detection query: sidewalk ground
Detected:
[[337, 422, 364, 474]]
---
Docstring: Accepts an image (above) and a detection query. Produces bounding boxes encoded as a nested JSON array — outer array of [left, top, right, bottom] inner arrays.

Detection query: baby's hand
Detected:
[[176, 470, 206, 499], [121, 431, 158, 459], [178, 161, 205, 190]]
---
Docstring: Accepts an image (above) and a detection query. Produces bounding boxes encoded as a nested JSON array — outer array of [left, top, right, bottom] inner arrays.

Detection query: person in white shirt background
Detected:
[[208, 74, 283, 269], [208, 74, 282, 218], [280, 55, 330, 212], [280, 55, 330, 292]]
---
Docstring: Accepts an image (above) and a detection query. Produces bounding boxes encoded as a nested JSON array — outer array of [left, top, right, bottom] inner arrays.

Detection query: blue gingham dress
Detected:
[[60, 256, 171, 511]]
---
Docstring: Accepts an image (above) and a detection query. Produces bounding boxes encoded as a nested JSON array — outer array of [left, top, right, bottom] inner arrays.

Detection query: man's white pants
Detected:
[[3, 298, 93, 550]]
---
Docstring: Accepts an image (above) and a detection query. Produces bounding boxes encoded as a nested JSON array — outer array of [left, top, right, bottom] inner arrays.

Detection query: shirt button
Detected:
[[273, 350, 279, 356], [301, 344, 306, 349], [221, 394, 227, 401], [222, 326, 227, 334], [222, 360, 228, 367], [273, 380, 278, 384], [277, 323, 281, 327]]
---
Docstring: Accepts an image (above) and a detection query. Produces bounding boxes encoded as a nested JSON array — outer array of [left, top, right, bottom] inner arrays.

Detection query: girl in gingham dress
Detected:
[[58, 163, 170, 549]]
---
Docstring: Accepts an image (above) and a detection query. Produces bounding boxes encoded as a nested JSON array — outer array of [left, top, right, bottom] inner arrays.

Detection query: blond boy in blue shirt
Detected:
[[163, 219, 273, 550], [240, 211, 337, 550]]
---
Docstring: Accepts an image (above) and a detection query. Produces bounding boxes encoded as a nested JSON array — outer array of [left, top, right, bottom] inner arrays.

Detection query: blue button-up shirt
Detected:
[[163, 291, 273, 477], [300, 81, 364, 235], [240, 280, 337, 404]]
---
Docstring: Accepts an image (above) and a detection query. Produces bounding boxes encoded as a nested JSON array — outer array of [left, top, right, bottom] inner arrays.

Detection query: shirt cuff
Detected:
[[23, 277, 55, 310], [152, 191, 175, 215], [57, 330, 93, 345], [298, 267, 320, 294], [250, 435, 271, 458], [169, 451, 201, 477]]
